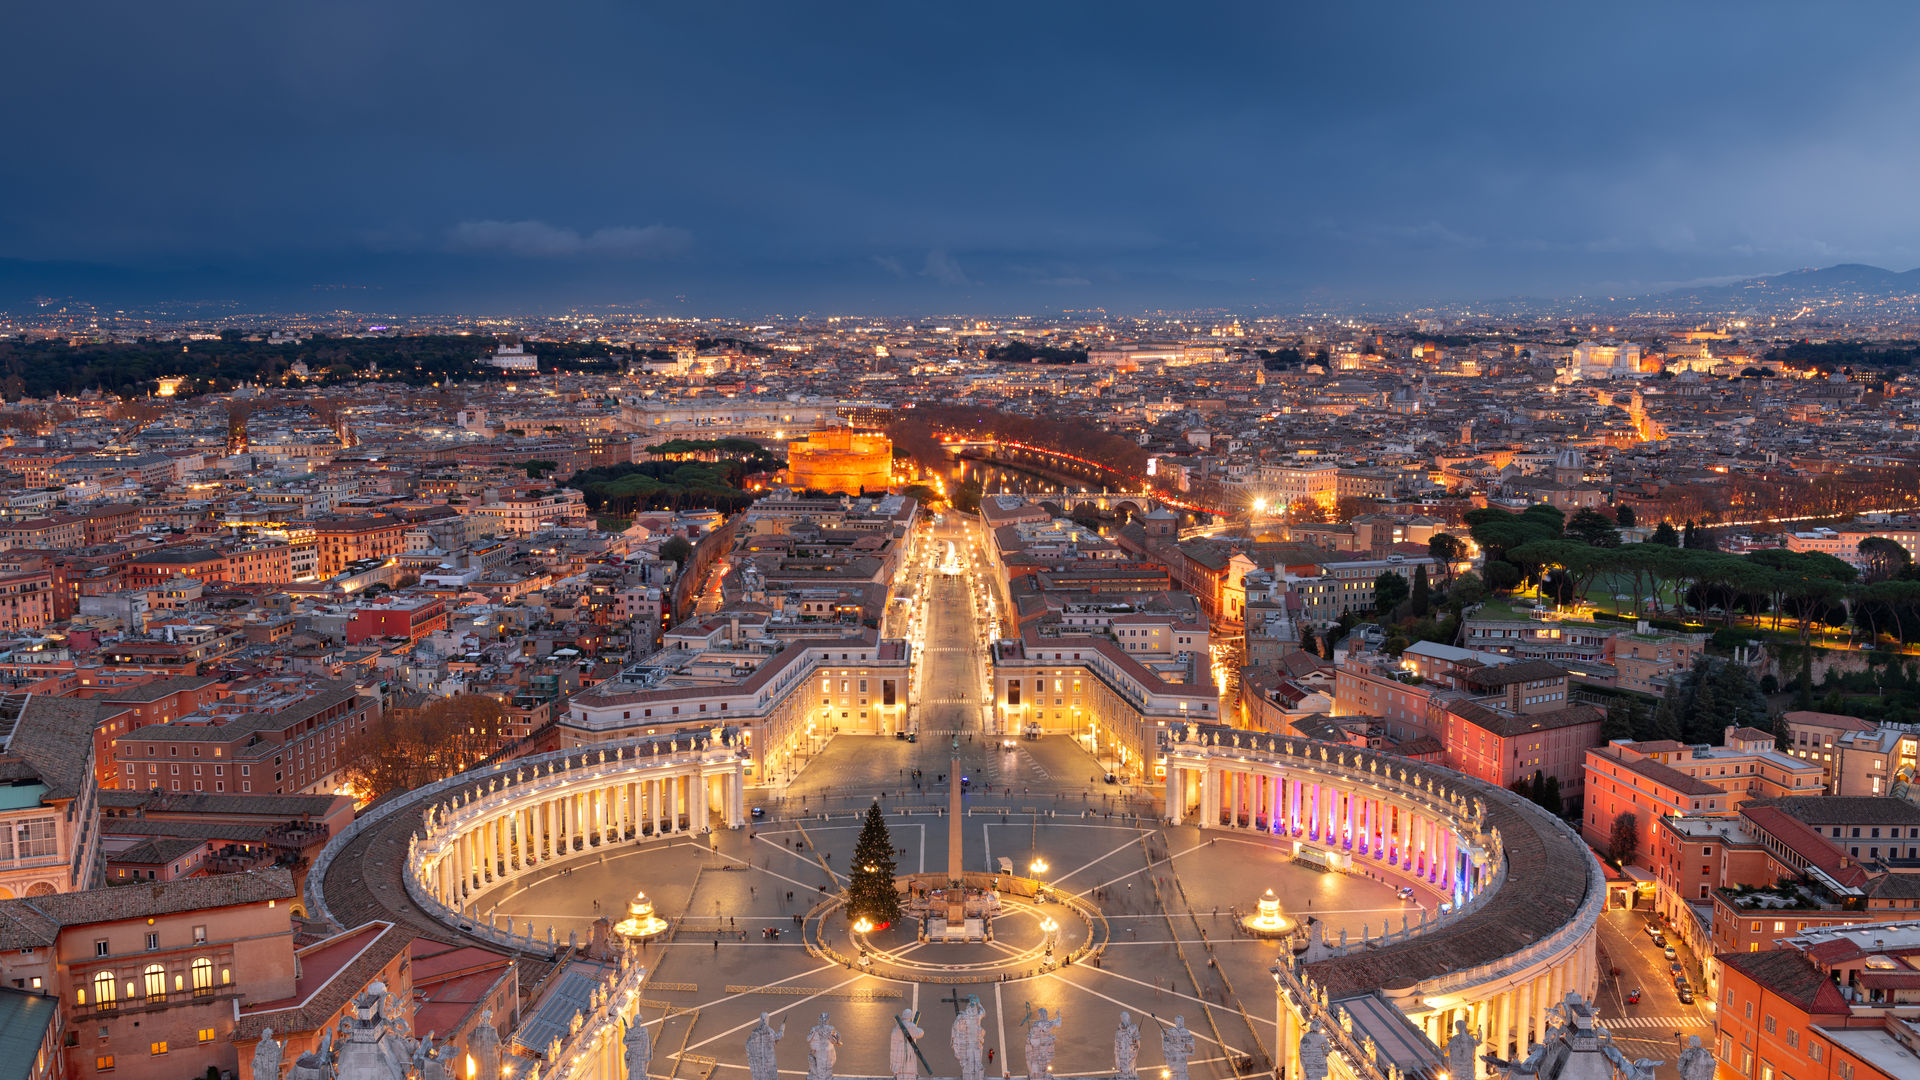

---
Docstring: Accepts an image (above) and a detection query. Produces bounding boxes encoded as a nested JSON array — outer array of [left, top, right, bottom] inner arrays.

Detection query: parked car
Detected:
[[1397, 886, 1416, 900], [1669, 962, 1685, 980], [1651, 933, 1666, 948], [1677, 985, 1695, 1004], [1664, 946, 1678, 961], [750, 806, 766, 820], [1645, 924, 1662, 939]]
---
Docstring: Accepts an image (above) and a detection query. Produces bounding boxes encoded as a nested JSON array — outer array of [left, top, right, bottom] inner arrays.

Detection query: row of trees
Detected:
[[1466, 504, 1920, 646], [568, 459, 768, 515], [0, 334, 631, 401], [343, 695, 511, 801], [887, 406, 1151, 486]]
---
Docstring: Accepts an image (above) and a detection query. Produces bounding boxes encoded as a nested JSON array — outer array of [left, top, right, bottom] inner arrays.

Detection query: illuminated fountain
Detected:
[[1239, 888, 1293, 937], [613, 891, 668, 940]]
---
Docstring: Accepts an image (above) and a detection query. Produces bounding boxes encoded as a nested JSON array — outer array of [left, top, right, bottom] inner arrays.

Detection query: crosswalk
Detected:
[[1600, 1015, 1710, 1031], [980, 748, 1052, 784]]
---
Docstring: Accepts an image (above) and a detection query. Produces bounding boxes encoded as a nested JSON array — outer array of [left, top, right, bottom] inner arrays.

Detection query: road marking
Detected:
[[993, 980, 1009, 1074], [1049, 966, 1264, 1044], [1053, 832, 1152, 883], [679, 970, 867, 1055], [1077, 839, 1212, 897]]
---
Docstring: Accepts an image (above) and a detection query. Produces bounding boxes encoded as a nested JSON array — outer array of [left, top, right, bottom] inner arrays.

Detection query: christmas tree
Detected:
[[846, 801, 901, 926]]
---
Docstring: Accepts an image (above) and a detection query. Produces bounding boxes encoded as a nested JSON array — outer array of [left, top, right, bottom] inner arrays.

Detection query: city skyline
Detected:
[[9, 2, 1920, 313]]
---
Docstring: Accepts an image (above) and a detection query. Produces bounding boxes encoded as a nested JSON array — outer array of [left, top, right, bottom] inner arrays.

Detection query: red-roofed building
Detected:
[[1714, 920, 1920, 1080]]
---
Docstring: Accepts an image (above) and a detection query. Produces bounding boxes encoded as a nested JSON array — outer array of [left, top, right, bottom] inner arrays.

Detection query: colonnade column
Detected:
[[1497, 989, 1513, 1058]]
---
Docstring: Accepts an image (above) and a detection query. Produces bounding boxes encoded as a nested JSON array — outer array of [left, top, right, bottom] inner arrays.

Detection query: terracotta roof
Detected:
[[1593, 746, 1722, 798], [1747, 796, 1920, 828], [1717, 949, 1853, 1015], [0, 696, 121, 802], [234, 920, 418, 1040], [1446, 700, 1603, 739], [0, 868, 294, 949], [1781, 711, 1876, 732], [1738, 805, 1870, 889], [1458, 660, 1569, 687]]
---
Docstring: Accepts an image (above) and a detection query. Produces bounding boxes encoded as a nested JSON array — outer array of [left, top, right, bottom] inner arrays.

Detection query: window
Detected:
[[197, 1028, 215, 1044], [192, 925, 206, 944], [143, 965, 165, 1000], [93, 970, 116, 1009], [149, 1043, 167, 1057], [96, 1056, 114, 1072], [145, 932, 158, 950], [95, 939, 109, 957], [6, 818, 58, 860], [190, 957, 212, 995]]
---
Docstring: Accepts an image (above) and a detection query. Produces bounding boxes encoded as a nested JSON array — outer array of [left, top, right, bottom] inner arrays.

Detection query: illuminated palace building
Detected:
[[563, 615, 911, 784], [1164, 729, 1604, 1063], [785, 427, 893, 495]]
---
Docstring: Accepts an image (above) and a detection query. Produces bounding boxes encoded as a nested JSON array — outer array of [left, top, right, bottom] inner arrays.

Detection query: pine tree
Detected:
[[1299, 623, 1319, 656], [1543, 775, 1564, 817], [1601, 699, 1636, 743], [847, 802, 901, 925], [1653, 694, 1682, 741], [1795, 652, 1815, 711], [1411, 564, 1432, 617]]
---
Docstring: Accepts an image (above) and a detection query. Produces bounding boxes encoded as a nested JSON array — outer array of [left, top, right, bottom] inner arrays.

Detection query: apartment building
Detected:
[[0, 870, 298, 1079], [312, 516, 410, 579], [0, 570, 56, 633], [1715, 921, 1920, 1080], [0, 696, 106, 898], [1782, 711, 1919, 797], [1582, 730, 1824, 867], [113, 683, 381, 796]]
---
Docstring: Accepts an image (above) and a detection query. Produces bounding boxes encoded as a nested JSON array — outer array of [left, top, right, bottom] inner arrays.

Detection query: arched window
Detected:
[[93, 970, 116, 1009], [190, 958, 212, 996], [143, 965, 166, 1000]]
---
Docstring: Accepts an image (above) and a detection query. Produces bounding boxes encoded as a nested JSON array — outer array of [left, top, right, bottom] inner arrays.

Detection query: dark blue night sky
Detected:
[[6, 2, 1918, 313]]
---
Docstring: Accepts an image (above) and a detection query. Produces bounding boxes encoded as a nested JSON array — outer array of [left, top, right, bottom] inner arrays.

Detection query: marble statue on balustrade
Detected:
[[286, 1032, 333, 1080], [889, 1009, 925, 1080], [952, 996, 987, 1080], [1113, 1012, 1140, 1080], [1162, 1017, 1195, 1080], [747, 1013, 786, 1080], [470, 1009, 502, 1080], [1298, 1019, 1329, 1080], [253, 1028, 285, 1080], [412, 1034, 450, 1080], [1677, 1036, 1715, 1080], [1446, 1019, 1478, 1080], [624, 1011, 654, 1080], [1025, 1007, 1062, 1080], [807, 1013, 840, 1080]]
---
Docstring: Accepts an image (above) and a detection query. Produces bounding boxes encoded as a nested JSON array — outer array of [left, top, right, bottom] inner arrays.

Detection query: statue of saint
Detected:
[[806, 1013, 840, 1080], [1678, 1036, 1715, 1080], [624, 1013, 654, 1080], [1024, 1008, 1062, 1080], [747, 1013, 786, 1080], [252, 1028, 286, 1080], [1298, 1020, 1329, 1080], [1445, 1019, 1478, 1080], [889, 1009, 925, 1080], [951, 996, 987, 1080], [470, 1009, 502, 1080], [1162, 1017, 1195, 1080], [1113, 1012, 1140, 1080]]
